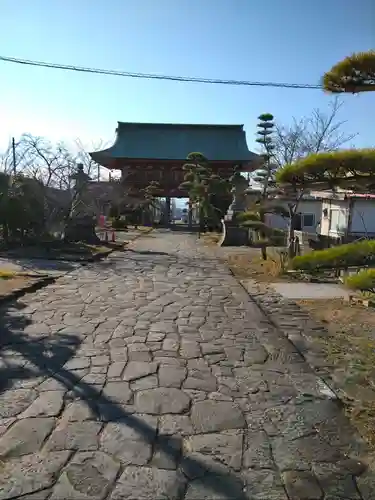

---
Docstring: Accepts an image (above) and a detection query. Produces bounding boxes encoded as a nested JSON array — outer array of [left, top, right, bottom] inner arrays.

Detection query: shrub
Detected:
[[345, 269, 375, 292], [270, 229, 287, 246], [236, 211, 260, 223], [111, 218, 128, 230], [291, 240, 375, 271]]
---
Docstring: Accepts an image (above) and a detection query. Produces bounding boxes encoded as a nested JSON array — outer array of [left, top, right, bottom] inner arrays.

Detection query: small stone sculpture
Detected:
[[225, 171, 249, 222], [219, 169, 249, 246], [64, 164, 100, 244]]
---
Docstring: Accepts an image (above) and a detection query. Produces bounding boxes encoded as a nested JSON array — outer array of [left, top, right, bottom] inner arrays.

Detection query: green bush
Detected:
[[237, 211, 260, 223], [291, 240, 375, 271], [270, 230, 287, 246], [345, 269, 375, 292], [111, 218, 128, 230]]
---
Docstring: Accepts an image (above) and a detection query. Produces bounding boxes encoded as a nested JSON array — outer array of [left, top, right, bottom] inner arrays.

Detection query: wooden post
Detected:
[[188, 199, 193, 228]]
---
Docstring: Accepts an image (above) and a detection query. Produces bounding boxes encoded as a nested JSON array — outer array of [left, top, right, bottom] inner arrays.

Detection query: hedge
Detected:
[[111, 218, 128, 230], [291, 240, 375, 271], [345, 269, 375, 292]]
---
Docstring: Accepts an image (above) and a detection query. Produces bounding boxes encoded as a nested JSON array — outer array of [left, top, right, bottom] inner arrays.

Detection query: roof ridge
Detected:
[[117, 122, 244, 129]]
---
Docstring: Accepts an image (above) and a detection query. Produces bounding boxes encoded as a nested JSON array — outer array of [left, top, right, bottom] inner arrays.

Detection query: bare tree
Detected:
[[273, 97, 356, 167], [4, 134, 75, 189], [0, 133, 113, 239], [0, 140, 15, 174], [75, 138, 110, 182], [1, 134, 109, 187], [272, 97, 356, 257]]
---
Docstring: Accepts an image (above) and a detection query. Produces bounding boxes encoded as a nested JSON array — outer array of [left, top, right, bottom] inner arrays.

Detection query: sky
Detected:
[[1, 0, 374, 163]]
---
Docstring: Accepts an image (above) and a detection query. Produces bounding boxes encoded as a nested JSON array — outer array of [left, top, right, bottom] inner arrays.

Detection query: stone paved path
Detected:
[[0, 230, 373, 499]]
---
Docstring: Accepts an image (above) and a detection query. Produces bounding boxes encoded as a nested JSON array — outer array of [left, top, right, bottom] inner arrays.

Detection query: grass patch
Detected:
[[202, 232, 289, 282], [0, 274, 37, 298], [0, 270, 16, 280], [297, 298, 375, 449], [222, 248, 287, 283], [81, 243, 111, 253], [202, 232, 221, 245]]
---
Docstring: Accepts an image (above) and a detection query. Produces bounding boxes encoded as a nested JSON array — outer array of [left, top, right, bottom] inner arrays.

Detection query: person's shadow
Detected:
[[0, 300, 248, 499]]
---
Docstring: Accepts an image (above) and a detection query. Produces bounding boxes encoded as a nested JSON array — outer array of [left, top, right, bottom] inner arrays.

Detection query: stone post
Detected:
[[219, 171, 249, 246], [64, 164, 101, 244]]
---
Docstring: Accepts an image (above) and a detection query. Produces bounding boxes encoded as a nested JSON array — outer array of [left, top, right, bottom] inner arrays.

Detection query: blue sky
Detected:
[[1, 0, 374, 156]]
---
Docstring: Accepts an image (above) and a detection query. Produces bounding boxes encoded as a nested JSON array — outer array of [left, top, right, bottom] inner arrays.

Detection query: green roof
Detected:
[[90, 122, 258, 165]]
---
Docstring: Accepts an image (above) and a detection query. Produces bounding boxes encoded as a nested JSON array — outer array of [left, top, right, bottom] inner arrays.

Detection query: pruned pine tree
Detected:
[[140, 181, 161, 225], [276, 149, 375, 192], [180, 152, 229, 236], [240, 114, 287, 259], [323, 50, 375, 93], [275, 52, 375, 282]]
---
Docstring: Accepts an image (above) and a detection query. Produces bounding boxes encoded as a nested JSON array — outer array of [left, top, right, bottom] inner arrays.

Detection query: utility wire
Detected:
[[0, 55, 322, 90]]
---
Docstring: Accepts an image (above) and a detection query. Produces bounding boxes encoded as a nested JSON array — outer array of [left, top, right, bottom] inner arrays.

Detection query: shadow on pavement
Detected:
[[0, 256, 79, 275], [124, 249, 170, 256], [0, 301, 81, 393], [0, 300, 248, 499]]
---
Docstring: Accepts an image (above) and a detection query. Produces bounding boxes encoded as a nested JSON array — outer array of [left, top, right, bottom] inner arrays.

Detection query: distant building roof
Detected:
[[310, 189, 375, 200], [90, 122, 259, 167]]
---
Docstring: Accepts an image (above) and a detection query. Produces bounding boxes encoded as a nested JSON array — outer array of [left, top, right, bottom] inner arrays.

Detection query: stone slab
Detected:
[[269, 282, 349, 300]]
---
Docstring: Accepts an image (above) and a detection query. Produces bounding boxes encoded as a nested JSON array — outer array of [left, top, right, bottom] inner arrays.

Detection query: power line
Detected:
[[0, 55, 322, 90]]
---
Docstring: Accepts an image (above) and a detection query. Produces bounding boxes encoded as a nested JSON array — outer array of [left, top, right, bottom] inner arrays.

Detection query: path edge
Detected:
[[0, 276, 56, 307], [236, 276, 348, 403]]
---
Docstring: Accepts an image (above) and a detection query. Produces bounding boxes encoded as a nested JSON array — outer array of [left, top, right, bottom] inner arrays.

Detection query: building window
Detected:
[[329, 209, 346, 233], [302, 214, 315, 228]]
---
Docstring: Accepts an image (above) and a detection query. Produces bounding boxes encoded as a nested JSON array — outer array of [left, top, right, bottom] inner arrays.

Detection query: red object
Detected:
[[98, 214, 106, 228], [346, 193, 375, 199], [111, 230, 116, 242]]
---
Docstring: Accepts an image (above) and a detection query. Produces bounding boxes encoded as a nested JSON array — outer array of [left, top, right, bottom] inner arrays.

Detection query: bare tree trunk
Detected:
[[2, 223, 9, 244], [260, 210, 267, 260], [188, 199, 193, 227], [286, 192, 304, 259], [287, 205, 295, 259], [288, 225, 295, 259], [260, 159, 271, 261]]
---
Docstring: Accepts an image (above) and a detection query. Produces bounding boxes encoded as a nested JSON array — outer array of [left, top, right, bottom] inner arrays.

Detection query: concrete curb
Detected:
[[237, 277, 347, 402], [0, 276, 56, 306]]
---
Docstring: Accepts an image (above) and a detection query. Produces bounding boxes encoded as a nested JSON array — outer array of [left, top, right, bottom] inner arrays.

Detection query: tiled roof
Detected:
[[90, 122, 258, 165]]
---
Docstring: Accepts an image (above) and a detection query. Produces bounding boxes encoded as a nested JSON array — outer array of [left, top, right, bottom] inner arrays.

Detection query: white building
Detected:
[[265, 197, 323, 233], [316, 192, 375, 240], [266, 190, 375, 241]]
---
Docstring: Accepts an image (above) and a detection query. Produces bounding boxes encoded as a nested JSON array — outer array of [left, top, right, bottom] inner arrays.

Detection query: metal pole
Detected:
[[12, 137, 16, 175]]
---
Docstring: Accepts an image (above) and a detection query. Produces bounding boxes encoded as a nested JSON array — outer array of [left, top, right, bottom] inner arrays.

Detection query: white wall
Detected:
[[320, 199, 349, 237], [320, 200, 331, 236], [266, 200, 322, 232], [351, 200, 375, 235], [319, 199, 375, 237]]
